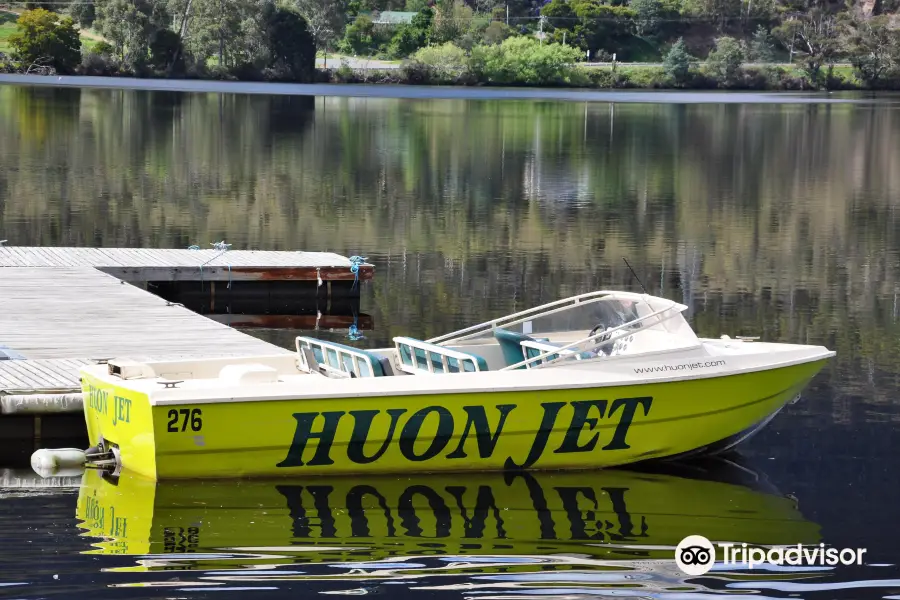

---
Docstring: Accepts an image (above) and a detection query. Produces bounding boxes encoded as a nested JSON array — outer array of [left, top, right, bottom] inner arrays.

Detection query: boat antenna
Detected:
[[623, 258, 648, 294]]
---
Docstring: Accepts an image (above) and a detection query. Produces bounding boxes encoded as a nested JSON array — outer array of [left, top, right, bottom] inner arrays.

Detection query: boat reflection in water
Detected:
[[76, 458, 828, 595]]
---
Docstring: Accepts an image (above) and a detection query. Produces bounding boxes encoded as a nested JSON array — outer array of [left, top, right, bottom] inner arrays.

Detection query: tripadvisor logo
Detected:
[[675, 535, 716, 575], [675, 535, 868, 576]]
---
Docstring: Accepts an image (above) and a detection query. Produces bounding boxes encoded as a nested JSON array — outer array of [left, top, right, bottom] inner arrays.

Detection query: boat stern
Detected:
[[81, 363, 158, 480]]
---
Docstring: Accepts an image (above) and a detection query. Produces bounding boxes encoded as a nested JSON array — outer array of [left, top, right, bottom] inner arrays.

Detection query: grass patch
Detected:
[[0, 11, 17, 54]]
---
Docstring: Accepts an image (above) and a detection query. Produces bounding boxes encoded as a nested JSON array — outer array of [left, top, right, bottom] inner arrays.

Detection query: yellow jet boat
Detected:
[[78, 291, 834, 480]]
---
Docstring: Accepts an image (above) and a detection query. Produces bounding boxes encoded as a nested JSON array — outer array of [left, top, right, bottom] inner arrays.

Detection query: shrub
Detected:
[[618, 66, 669, 88], [469, 36, 585, 86], [92, 40, 115, 56], [706, 35, 744, 86], [79, 50, 122, 75], [662, 37, 694, 85], [9, 9, 82, 75], [404, 41, 469, 83], [0, 52, 14, 73]]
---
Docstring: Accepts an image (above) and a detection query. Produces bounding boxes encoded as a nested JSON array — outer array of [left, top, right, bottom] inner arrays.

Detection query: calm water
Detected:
[[1, 83, 900, 599]]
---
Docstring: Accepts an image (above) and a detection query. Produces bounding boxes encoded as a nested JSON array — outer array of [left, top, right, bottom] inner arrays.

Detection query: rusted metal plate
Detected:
[[204, 314, 374, 329], [98, 265, 374, 282]]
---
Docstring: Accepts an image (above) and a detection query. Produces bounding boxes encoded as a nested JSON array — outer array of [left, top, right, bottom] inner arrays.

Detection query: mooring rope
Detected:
[[188, 241, 233, 289], [349, 255, 367, 290], [348, 313, 364, 341]]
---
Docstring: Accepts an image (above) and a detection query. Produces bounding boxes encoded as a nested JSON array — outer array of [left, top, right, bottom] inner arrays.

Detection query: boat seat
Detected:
[[394, 337, 489, 374], [494, 328, 594, 368], [493, 329, 553, 369], [296, 337, 392, 378]]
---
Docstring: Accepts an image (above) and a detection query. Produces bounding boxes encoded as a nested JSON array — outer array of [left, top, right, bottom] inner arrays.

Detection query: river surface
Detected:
[[1, 82, 899, 599]]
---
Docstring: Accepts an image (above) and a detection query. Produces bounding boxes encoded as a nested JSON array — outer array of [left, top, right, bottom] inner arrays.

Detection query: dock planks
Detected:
[[0, 247, 374, 283], [0, 268, 291, 392], [0, 359, 90, 394]]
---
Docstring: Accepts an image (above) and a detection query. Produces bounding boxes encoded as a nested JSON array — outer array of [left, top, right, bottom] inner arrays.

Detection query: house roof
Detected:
[[372, 11, 418, 24]]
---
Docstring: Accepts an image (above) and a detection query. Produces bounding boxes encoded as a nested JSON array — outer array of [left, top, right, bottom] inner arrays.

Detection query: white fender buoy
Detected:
[[31, 448, 86, 478]]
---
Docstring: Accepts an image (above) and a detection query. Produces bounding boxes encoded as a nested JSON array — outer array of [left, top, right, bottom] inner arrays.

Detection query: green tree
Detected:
[[482, 21, 512, 45], [177, 0, 256, 69], [706, 35, 744, 84], [341, 15, 379, 55], [387, 7, 432, 57], [9, 9, 82, 74], [68, 0, 96, 28], [432, 0, 473, 44], [148, 28, 185, 74], [844, 16, 900, 88], [684, 0, 740, 32], [749, 25, 775, 62], [774, 12, 841, 84], [291, 0, 347, 50], [24, 2, 56, 12], [541, 0, 636, 58], [94, 0, 170, 69], [265, 5, 316, 80], [629, 0, 663, 38], [663, 37, 694, 84]]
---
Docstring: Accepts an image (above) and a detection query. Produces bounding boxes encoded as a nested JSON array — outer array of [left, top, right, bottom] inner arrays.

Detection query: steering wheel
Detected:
[[589, 323, 609, 338], [588, 323, 614, 356]]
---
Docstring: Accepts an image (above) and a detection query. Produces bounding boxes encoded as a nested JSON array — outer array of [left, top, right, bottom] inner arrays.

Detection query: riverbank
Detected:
[[2, 73, 897, 103]]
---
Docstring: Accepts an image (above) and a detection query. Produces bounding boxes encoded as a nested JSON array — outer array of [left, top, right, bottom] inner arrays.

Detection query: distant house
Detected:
[[372, 11, 418, 25]]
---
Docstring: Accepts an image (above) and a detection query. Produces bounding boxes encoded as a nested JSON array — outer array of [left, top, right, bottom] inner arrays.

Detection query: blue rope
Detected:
[[348, 315, 364, 341], [189, 241, 232, 289], [349, 255, 367, 290]]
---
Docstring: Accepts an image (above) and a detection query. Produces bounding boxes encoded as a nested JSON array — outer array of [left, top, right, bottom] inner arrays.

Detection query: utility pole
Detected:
[[539, 15, 544, 45], [506, 4, 509, 25], [563, 30, 566, 45]]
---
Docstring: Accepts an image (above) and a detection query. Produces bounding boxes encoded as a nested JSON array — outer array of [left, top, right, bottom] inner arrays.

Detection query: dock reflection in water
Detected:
[[75, 459, 830, 596]]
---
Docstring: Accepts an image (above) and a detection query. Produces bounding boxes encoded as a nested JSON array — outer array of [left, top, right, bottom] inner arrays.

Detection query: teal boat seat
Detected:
[[493, 328, 594, 368], [298, 338, 392, 377], [494, 328, 539, 369], [394, 337, 489, 374]]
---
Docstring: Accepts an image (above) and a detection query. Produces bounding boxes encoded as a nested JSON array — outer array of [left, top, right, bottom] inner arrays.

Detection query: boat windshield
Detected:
[[429, 292, 697, 353]]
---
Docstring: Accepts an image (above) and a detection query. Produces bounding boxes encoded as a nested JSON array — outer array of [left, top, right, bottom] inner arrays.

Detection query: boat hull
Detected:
[[81, 359, 828, 480]]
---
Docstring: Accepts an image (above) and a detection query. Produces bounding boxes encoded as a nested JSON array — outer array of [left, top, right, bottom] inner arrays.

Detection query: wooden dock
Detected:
[[0, 267, 290, 361], [0, 246, 374, 284]]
